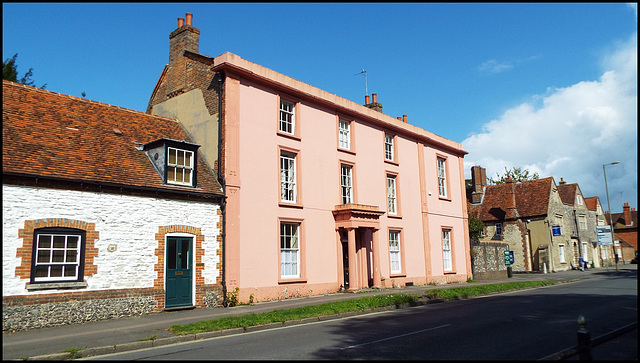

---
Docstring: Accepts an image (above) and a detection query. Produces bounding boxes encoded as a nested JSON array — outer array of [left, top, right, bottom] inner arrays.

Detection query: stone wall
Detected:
[[470, 240, 508, 280]]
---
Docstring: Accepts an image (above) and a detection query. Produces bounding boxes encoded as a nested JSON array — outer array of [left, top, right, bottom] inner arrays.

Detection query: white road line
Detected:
[[342, 324, 451, 349]]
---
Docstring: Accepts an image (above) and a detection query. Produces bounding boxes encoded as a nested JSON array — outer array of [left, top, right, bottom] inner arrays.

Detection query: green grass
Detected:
[[168, 280, 557, 335], [424, 280, 556, 300]]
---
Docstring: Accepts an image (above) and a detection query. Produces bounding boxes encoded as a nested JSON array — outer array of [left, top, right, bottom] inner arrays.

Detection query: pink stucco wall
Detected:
[[215, 53, 470, 302]]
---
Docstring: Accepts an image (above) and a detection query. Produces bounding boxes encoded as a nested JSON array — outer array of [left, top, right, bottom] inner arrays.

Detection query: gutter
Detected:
[[216, 71, 228, 307]]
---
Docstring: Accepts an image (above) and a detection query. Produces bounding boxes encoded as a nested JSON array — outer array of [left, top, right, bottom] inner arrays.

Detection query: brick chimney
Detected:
[[169, 12, 200, 66], [470, 166, 486, 204], [364, 93, 383, 113], [623, 202, 632, 226], [559, 177, 566, 185]]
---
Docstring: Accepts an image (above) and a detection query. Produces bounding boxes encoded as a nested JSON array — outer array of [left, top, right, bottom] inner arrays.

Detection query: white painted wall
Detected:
[[2, 184, 220, 296]]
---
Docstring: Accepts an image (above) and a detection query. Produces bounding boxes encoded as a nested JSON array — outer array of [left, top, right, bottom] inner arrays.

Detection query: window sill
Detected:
[[278, 278, 307, 284], [444, 270, 457, 275], [277, 131, 301, 141], [438, 196, 452, 202], [279, 202, 304, 209], [337, 147, 356, 156], [389, 273, 406, 278], [26, 281, 88, 291], [388, 214, 403, 219], [384, 159, 399, 166]]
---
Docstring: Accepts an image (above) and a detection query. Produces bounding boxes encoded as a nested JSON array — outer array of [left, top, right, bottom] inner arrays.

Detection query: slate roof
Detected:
[[468, 177, 554, 222], [2, 81, 222, 197]]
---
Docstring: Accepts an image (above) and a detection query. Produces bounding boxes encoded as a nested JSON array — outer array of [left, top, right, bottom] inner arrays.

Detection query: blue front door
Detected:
[[165, 237, 193, 308]]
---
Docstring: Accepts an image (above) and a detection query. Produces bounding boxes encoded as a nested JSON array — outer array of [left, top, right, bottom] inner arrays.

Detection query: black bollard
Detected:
[[577, 315, 593, 360]]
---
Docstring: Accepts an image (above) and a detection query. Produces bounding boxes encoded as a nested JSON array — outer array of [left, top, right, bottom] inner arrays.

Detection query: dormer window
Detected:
[[167, 147, 194, 186], [143, 138, 199, 188]]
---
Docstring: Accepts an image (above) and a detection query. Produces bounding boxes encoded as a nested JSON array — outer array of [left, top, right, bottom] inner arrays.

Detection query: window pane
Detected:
[[50, 265, 63, 277], [53, 235, 65, 248], [64, 266, 77, 277], [167, 240, 177, 270], [181, 241, 190, 269], [35, 265, 48, 278], [38, 235, 51, 248], [177, 150, 185, 166], [67, 236, 78, 249], [52, 250, 65, 263], [184, 169, 192, 184], [37, 250, 50, 263], [185, 152, 192, 167], [167, 167, 176, 182], [169, 149, 177, 164], [66, 250, 77, 263]]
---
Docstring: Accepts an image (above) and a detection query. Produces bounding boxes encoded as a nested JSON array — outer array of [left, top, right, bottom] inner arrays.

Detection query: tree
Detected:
[[488, 166, 539, 185], [3, 53, 46, 89], [468, 215, 485, 241]]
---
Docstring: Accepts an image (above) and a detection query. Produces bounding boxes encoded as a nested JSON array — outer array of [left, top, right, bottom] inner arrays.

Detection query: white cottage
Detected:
[[2, 81, 224, 331]]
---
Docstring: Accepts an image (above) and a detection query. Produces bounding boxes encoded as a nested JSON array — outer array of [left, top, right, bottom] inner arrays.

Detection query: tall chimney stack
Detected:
[[623, 202, 632, 226], [470, 166, 487, 204], [364, 93, 383, 113]]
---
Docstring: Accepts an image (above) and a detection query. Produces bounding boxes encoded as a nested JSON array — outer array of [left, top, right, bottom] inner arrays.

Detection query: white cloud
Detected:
[[478, 59, 513, 74], [463, 32, 637, 213]]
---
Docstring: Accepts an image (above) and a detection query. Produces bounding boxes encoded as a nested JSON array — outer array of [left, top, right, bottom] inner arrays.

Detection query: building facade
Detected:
[[2, 81, 224, 331], [148, 14, 472, 303]]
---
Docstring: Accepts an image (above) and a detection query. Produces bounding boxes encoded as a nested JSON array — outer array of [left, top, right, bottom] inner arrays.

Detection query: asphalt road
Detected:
[[87, 272, 637, 360]]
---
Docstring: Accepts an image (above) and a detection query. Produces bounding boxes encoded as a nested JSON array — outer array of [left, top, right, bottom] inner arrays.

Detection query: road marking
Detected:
[[341, 324, 451, 349]]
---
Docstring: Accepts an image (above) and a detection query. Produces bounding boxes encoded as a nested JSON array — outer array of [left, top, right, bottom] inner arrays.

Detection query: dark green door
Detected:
[[165, 237, 193, 308]]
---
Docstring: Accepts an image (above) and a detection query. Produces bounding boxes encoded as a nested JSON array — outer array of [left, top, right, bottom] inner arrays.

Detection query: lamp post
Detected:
[[603, 161, 620, 271]]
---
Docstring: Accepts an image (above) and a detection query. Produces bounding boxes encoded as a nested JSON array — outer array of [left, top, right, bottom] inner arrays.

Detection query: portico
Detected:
[[333, 204, 385, 291]]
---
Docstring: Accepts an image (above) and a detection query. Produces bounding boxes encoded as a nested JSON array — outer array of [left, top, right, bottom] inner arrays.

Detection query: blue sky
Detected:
[[3, 3, 637, 213]]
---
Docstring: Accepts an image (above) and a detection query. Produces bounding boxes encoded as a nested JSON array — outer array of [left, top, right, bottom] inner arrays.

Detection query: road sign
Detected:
[[504, 251, 514, 265], [596, 226, 613, 245]]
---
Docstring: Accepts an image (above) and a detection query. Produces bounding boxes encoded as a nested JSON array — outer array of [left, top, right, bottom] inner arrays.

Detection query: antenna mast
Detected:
[[354, 68, 368, 98]]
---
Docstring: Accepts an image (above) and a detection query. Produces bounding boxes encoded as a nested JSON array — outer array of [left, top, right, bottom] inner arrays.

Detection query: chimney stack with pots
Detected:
[[364, 93, 383, 113]]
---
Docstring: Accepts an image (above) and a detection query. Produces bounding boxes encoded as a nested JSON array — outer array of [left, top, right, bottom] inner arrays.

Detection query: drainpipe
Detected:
[[216, 71, 228, 307]]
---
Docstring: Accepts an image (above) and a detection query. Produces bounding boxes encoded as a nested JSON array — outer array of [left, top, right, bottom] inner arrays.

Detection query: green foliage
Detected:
[[468, 215, 485, 241], [59, 347, 84, 359], [2, 53, 46, 89], [226, 287, 240, 307], [488, 166, 539, 185]]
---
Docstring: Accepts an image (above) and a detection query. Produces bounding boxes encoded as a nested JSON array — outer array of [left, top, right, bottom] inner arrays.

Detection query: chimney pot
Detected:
[[372, 93, 377, 103], [365, 95, 370, 104], [397, 117, 402, 121], [178, 17, 184, 28], [186, 13, 192, 26], [402, 115, 407, 123]]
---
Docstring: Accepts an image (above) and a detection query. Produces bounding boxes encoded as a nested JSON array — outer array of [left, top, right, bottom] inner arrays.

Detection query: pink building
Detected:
[[148, 13, 471, 303]]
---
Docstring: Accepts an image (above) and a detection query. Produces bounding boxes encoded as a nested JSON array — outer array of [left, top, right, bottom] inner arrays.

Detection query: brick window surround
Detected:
[[15, 219, 99, 282]]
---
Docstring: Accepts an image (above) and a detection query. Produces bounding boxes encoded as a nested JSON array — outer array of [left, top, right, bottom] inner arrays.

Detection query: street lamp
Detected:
[[603, 161, 620, 271]]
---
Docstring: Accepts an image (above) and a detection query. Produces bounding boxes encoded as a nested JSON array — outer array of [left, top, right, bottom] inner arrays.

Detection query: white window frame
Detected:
[[437, 157, 447, 198], [280, 222, 300, 278], [280, 151, 297, 203], [387, 175, 397, 215], [279, 99, 295, 135], [33, 231, 83, 282], [338, 119, 351, 149], [167, 147, 194, 186], [581, 242, 588, 259], [578, 215, 587, 230], [576, 194, 583, 205], [442, 229, 452, 272], [558, 244, 566, 263], [341, 164, 353, 204], [389, 230, 401, 274], [384, 134, 394, 161]]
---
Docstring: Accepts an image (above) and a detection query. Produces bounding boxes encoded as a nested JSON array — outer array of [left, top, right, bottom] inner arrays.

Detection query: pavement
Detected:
[[3, 264, 637, 360]]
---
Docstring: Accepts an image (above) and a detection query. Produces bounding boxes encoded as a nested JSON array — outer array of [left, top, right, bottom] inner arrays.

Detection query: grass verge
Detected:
[[168, 280, 557, 335]]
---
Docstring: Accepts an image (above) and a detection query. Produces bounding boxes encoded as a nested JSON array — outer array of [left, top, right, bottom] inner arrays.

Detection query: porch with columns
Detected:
[[333, 204, 385, 291]]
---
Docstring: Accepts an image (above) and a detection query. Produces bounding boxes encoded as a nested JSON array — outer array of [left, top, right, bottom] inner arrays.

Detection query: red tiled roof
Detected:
[[584, 196, 600, 211], [556, 183, 578, 205], [2, 81, 222, 196], [468, 177, 554, 221]]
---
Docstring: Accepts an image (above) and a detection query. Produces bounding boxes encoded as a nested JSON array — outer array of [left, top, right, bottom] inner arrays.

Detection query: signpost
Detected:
[[504, 245, 514, 278]]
